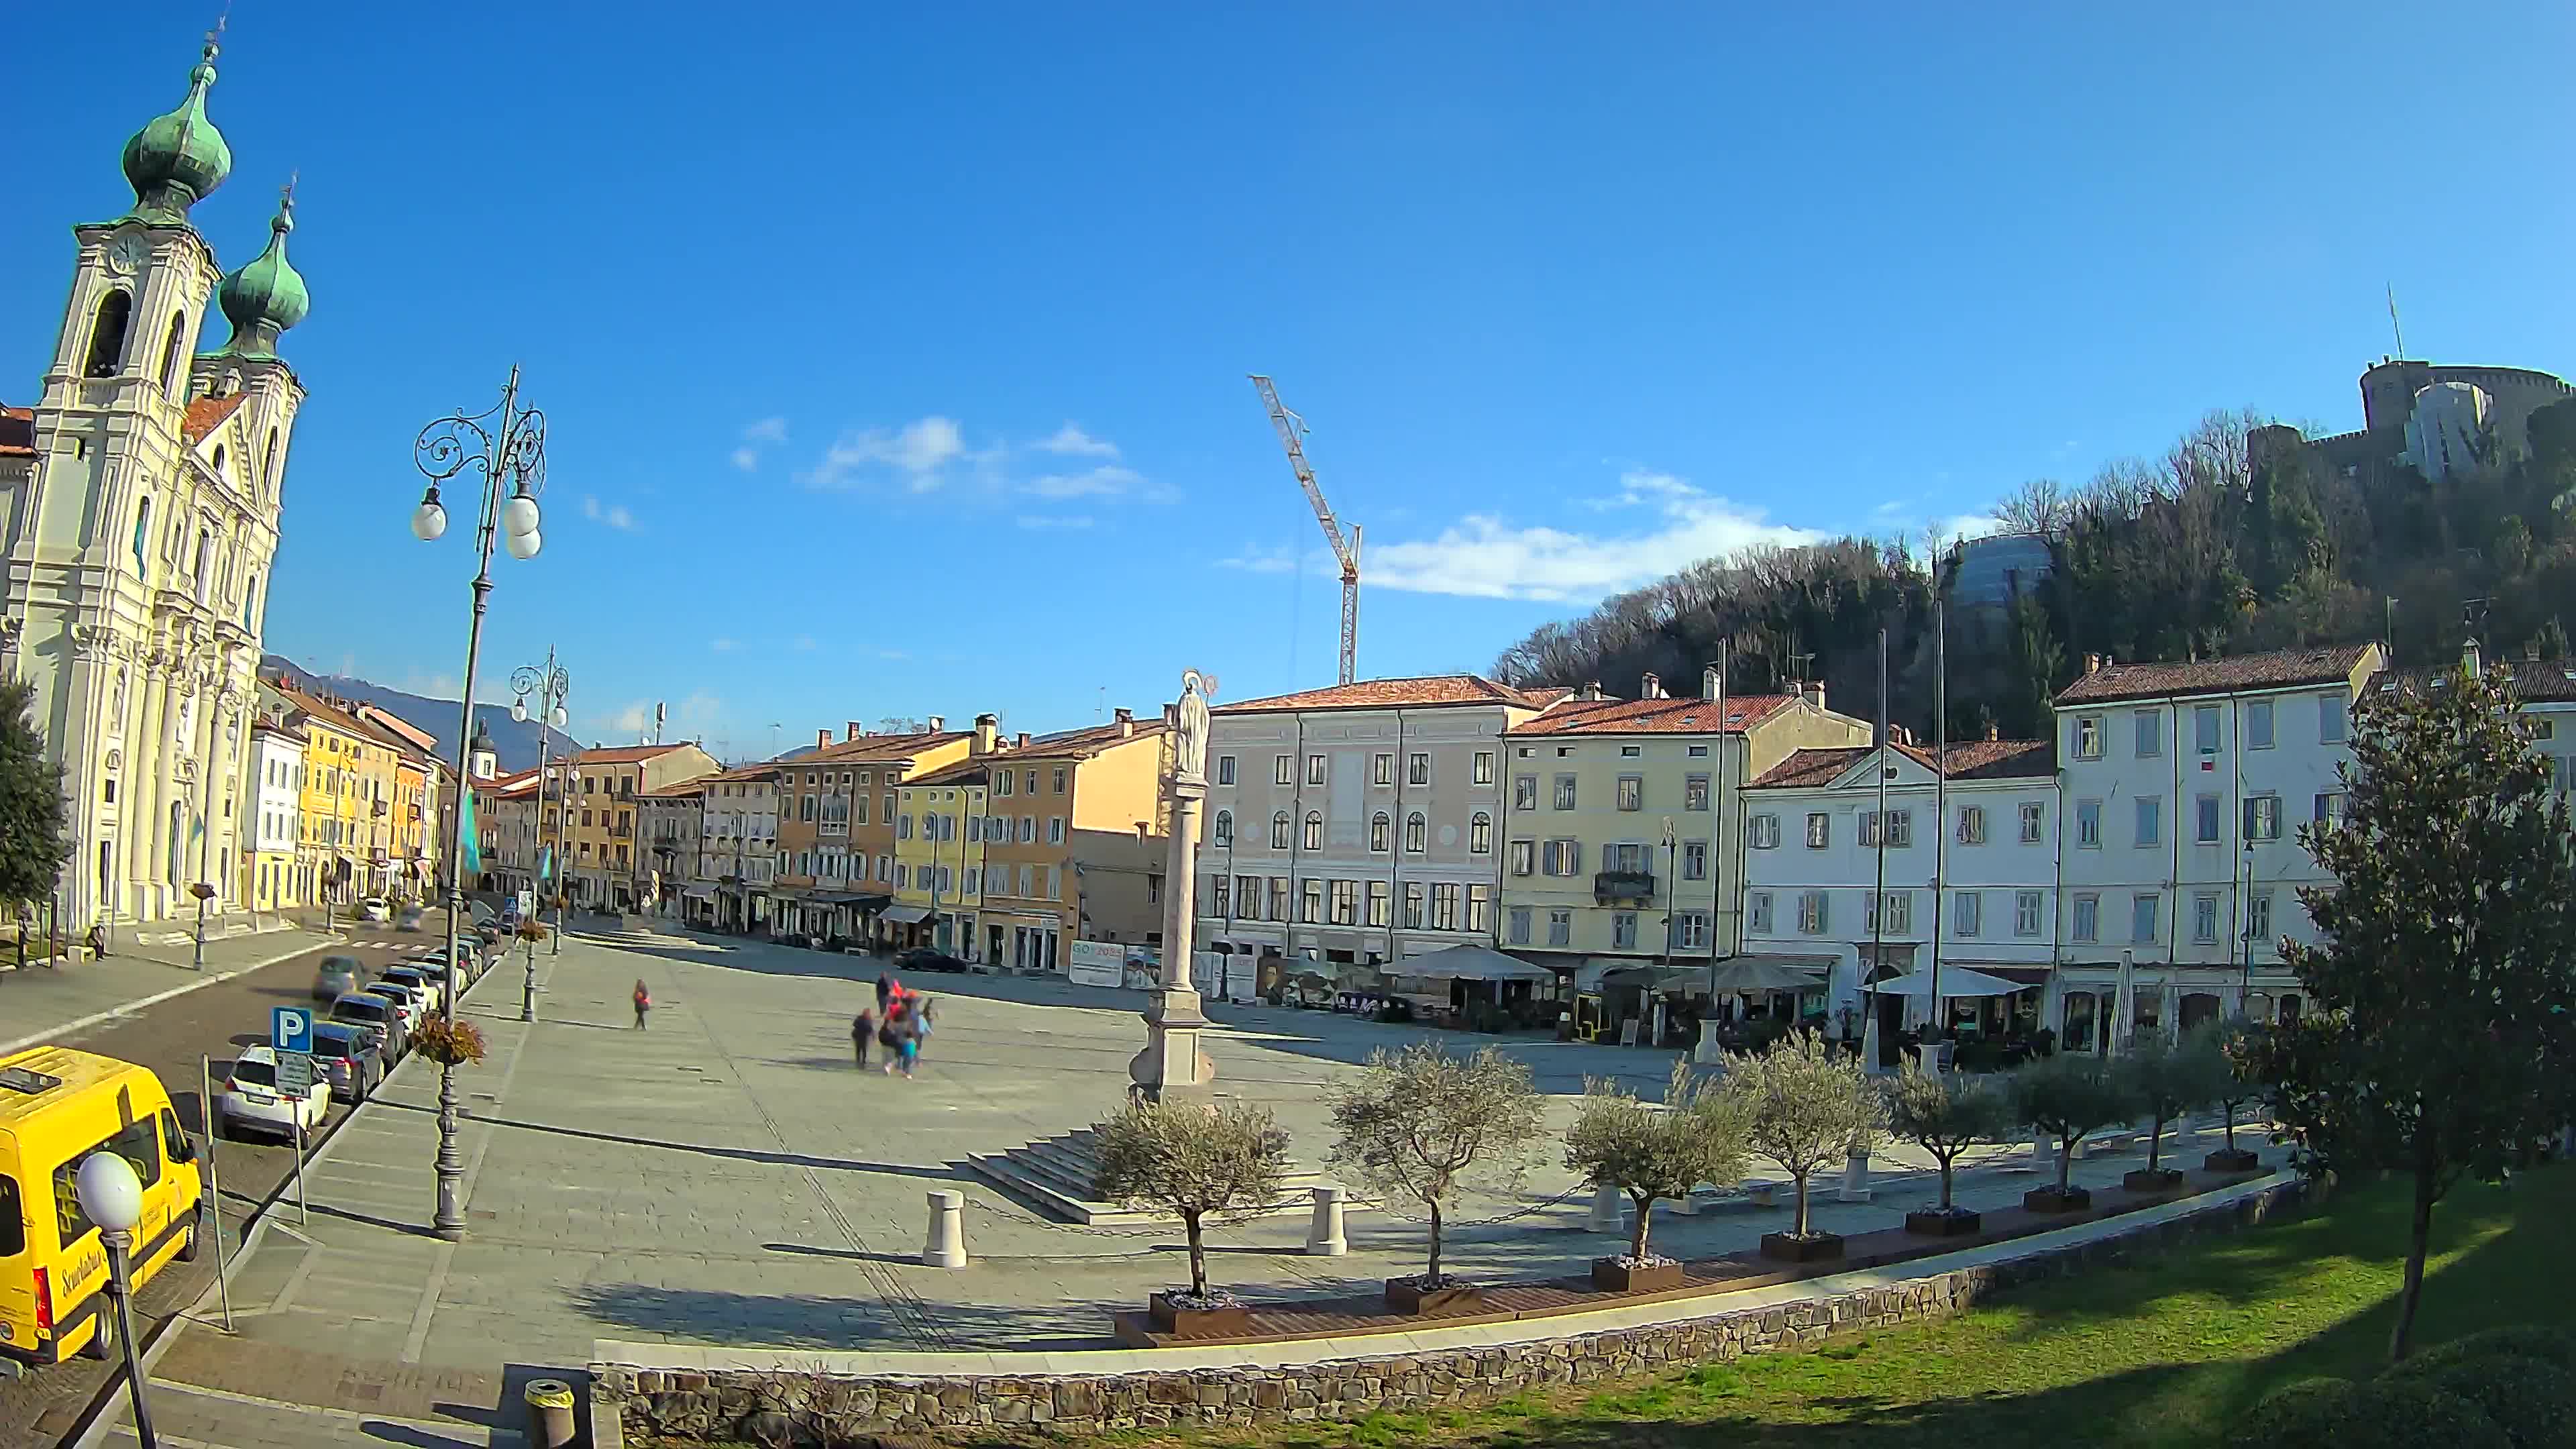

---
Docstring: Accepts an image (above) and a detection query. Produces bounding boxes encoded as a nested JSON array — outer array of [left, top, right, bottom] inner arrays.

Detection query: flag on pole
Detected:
[[461, 784, 483, 875]]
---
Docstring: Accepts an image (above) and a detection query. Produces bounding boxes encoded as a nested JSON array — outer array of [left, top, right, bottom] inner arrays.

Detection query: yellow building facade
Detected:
[[894, 760, 989, 955]]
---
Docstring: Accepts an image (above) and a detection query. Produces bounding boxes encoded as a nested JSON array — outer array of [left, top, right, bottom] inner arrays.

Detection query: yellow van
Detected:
[[0, 1046, 203, 1372]]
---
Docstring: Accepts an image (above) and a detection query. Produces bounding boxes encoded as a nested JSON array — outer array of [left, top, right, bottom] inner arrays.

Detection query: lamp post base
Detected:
[[432, 1063, 466, 1240]]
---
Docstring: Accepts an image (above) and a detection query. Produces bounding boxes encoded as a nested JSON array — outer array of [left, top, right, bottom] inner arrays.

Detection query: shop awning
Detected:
[[1866, 965, 2028, 999], [1705, 955, 1831, 995], [880, 905, 933, 924], [1398, 943, 1558, 982], [682, 885, 716, 900], [1594, 962, 1705, 991]]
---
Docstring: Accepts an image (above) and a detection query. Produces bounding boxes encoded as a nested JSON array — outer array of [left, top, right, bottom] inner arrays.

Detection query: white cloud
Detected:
[[608, 701, 653, 735], [1217, 543, 1304, 576], [581, 495, 637, 531], [710, 638, 739, 653], [1023, 465, 1138, 500], [1016, 514, 1095, 530], [1036, 423, 1120, 459], [1358, 470, 1817, 602], [730, 447, 760, 472], [600, 692, 724, 743], [743, 417, 788, 445], [802, 417, 967, 490]]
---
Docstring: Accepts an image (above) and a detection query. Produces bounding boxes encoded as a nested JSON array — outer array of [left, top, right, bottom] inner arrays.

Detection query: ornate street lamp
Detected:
[[511, 652, 570, 1020], [412, 367, 545, 1242], [76, 1152, 159, 1447]]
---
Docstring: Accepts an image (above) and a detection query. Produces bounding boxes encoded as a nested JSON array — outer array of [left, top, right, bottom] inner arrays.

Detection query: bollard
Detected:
[[1837, 1148, 1872, 1203], [1304, 1184, 1348, 1256], [523, 1379, 577, 1449], [1748, 1181, 1778, 1209], [1588, 1182, 1622, 1233], [2029, 1131, 2057, 1177], [923, 1189, 968, 1269]]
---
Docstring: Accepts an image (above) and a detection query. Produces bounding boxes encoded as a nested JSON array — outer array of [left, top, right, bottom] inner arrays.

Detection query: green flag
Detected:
[[461, 784, 482, 875]]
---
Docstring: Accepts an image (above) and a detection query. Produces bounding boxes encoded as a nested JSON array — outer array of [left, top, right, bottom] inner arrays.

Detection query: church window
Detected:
[[157, 312, 186, 394], [131, 496, 152, 576], [262, 428, 279, 495], [211, 445, 225, 475], [84, 290, 133, 378], [243, 572, 260, 631]]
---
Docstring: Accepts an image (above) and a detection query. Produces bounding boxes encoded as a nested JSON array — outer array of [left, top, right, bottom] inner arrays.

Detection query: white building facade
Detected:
[[700, 764, 779, 931], [2049, 643, 2383, 1051], [1195, 676, 1565, 969], [0, 42, 309, 927], [245, 717, 303, 912], [1741, 737, 2059, 1044]]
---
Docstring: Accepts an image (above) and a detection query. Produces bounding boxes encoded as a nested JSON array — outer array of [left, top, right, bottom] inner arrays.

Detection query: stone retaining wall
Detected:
[[600, 1177, 2306, 1442]]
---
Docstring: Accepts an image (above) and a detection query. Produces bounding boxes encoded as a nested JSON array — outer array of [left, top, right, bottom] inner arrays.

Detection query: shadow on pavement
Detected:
[[368, 1097, 965, 1181], [570, 1281, 1122, 1352]]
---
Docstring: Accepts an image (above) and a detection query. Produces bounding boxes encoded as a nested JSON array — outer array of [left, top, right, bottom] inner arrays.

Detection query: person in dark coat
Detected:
[[852, 1008, 876, 1067]]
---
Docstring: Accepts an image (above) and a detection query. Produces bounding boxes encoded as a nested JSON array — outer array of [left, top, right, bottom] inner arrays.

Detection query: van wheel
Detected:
[[174, 1221, 200, 1263], [79, 1303, 115, 1360]]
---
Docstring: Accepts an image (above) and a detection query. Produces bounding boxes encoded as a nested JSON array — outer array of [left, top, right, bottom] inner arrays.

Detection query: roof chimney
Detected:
[[926, 715, 945, 732], [1802, 682, 1826, 711], [846, 721, 863, 741], [973, 712, 999, 755], [1114, 706, 1134, 737], [1580, 681, 1604, 702], [816, 729, 830, 750], [1640, 672, 1662, 700], [1702, 666, 1721, 702], [1016, 732, 1030, 749], [2083, 653, 2101, 676]]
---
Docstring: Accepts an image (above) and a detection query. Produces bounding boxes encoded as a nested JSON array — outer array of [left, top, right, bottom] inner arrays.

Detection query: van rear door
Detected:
[[0, 1130, 34, 1354]]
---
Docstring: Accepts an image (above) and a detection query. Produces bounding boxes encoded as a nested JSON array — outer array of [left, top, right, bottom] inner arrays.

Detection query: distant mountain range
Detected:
[[261, 655, 579, 775]]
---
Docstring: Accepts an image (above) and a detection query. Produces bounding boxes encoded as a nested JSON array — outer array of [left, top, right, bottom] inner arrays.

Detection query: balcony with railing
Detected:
[[1593, 870, 1656, 904]]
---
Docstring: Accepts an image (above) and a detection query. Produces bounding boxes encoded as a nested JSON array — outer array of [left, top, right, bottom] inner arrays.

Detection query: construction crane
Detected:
[[1250, 374, 1361, 686]]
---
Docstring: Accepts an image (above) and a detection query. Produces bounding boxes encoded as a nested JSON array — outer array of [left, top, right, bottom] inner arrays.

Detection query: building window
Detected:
[[2072, 892, 2098, 943], [2247, 890, 2274, 947], [1275, 755, 1293, 786], [2135, 796, 2161, 847], [1508, 839, 1534, 875], [1269, 877, 1290, 920], [84, 288, 133, 377], [1271, 812, 1291, 849], [1748, 891, 1774, 934], [1306, 753, 1327, 786], [1542, 839, 1581, 875], [1409, 753, 1432, 787], [1953, 890, 1981, 938], [1366, 880, 1389, 926], [1404, 812, 1426, 853], [1507, 906, 1532, 945], [1371, 812, 1391, 852], [2019, 800, 2044, 843], [1465, 883, 1490, 933], [1749, 814, 1780, 849], [1209, 875, 1230, 917], [1955, 805, 1985, 845], [2131, 892, 2160, 943], [2193, 892, 2220, 945], [2245, 700, 2275, 749], [1553, 775, 1577, 810], [1805, 812, 1830, 849], [2313, 791, 2345, 826], [2195, 705, 2221, 754], [2015, 890, 2043, 937], [2244, 794, 2282, 841], [1547, 908, 1571, 947], [1512, 775, 1536, 810], [1403, 883, 1426, 928], [1620, 744, 1642, 758], [1684, 773, 1710, 812], [1216, 755, 1236, 786], [2135, 710, 2162, 758], [1473, 751, 1495, 785], [1616, 775, 1643, 811], [1303, 812, 1324, 851], [1301, 879, 1324, 924], [1682, 840, 1706, 880], [1331, 879, 1358, 924], [2076, 799, 2100, 848], [1470, 812, 1491, 853], [1611, 911, 1637, 950], [2074, 715, 2103, 759], [2320, 694, 2348, 744], [1212, 810, 1233, 847], [1866, 890, 1911, 934], [1797, 891, 1828, 934]]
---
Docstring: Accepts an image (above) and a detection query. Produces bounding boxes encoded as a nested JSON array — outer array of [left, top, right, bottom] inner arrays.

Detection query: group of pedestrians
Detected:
[[853, 972, 935, 1077]]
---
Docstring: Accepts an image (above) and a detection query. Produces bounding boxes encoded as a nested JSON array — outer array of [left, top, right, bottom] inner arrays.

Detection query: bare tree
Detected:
[[1723, 1030, 1884, 1240], [1563, 1061, 1749, 1264], [1328, 1043, 1546, 1287], [1093, 1099, 1291, 1303]]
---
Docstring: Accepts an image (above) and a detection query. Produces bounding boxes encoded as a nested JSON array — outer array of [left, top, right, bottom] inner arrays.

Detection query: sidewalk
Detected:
[[0, 920, 339, 1057]]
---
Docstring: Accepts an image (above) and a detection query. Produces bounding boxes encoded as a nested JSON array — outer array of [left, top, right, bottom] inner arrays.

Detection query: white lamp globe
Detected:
[[75, 1152, 143, 1234], [411, 500, 447, 541], [502, 494, 541, 538], [512, 696, 529, 724], [549, 704, 568, 729], [504, 529, 541, 561]]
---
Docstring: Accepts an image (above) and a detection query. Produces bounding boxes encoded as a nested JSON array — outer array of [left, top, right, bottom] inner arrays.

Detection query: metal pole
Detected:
[[199, 1056, 233, 1334], [103, 1231, 158, 1449], [1931, 599, 1946, 1034], [1872, 628, 1888, 1046], [290, 1107, 308, 1226]]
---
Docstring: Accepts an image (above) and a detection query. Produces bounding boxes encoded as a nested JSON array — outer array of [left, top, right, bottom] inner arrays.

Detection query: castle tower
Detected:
[[0, 34, 311, 927]]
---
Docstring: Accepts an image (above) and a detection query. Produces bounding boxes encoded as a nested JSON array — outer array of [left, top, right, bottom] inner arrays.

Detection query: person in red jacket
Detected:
[[633, 979, 652, 1030]]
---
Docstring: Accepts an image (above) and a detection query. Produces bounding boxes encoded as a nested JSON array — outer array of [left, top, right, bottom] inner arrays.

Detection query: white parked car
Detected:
[[359, 981, 426, 1042], [219, 1046, 330, 1140], [356, 896, 392, 923], [376, 965, 445, 1014]]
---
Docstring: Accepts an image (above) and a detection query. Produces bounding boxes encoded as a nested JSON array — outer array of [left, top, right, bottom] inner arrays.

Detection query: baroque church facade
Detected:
[[0, 36, 311, 926]]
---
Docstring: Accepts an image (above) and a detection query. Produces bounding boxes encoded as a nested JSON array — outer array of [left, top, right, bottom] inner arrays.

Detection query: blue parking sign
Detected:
[[272, 1005, 313, 1055]]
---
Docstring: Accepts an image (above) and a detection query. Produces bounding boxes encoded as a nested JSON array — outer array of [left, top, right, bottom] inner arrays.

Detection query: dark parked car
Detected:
[[894, 947, 968, 973], [309, 1020, 386, 1103], [329, 992, 407, 1060]]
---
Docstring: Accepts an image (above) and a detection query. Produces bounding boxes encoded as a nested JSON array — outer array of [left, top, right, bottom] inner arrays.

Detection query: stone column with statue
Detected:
[[1129, 669, 1217, 1102]]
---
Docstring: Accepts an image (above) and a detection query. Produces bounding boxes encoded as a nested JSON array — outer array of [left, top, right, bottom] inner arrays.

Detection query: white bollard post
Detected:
[[922, 1190, 968, 1269], [1588, 1182, 1622, 1233], [1837, 1148, 1872, 1202], [1694, 1018, 1724, 1065], [1304, 1185, 1348, 1256], [1670, 1183, 1700, 1216], [2029, 1131, 2056, 1177]]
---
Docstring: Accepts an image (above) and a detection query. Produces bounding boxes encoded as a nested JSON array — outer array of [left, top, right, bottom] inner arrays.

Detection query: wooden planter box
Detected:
[[2023, 1185, 2093, 1214], [2203, 1147, 2262, 1174], [1591, 1257, 1685, 1293], [1147, 1293, 1252, 1337], [1384, 1277, 1487, 1317], [1760, 1231, 1846, 1264], [1904, 1208, 1984, 1237], [2123, 1168, 2186, 1193]]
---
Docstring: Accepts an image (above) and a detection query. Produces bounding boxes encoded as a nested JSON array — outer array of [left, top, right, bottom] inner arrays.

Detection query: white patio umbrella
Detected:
[[1864, 965, 2027, 999]]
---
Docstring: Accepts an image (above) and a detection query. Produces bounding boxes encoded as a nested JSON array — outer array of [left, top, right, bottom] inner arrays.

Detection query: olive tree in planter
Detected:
[[1091, 1097, 1291, 1334], [1563, 1060, 1748, 1293], [1328, 1042, 1545, 1316], [1883, 1060, 2014, 1236], [1725, 1030, 1884, 1263], [2204, 1019, 2265, 1173], [2006, 1050, 2139, 1212], [2119, 1026, 2229, 1192]]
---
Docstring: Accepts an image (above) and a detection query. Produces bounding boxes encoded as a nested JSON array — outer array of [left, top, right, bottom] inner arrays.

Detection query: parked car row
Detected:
[[210, 937, 502, 1142]]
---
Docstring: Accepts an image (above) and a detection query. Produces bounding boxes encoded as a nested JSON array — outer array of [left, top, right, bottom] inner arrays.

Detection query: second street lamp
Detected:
[[412, 366, 547, 1242], [511, 652, 570, 1020]]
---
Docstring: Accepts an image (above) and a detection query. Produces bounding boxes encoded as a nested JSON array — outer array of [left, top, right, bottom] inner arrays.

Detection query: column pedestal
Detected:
[[1130, 985, 1216, 1101]]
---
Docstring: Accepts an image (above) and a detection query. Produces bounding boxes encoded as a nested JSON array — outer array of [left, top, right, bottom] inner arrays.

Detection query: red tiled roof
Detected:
[[569, 743, 701, 765], [2381, 655, 2576, 704], [0, 406, 32, 460], [1752, 737, 2055, 790], [908, 758, 991, 787], [2054, 644, 2378, 705], [1216, 675, 1562, 714], [1507, 694, 1796, 737], [1003, 718, 1168, 760], [796, 730, 971, 765], [181, 394, 248, 446]]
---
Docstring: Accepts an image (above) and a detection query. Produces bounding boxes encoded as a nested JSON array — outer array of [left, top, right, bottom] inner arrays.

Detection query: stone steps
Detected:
[[967, 1128, 1348, 1226]]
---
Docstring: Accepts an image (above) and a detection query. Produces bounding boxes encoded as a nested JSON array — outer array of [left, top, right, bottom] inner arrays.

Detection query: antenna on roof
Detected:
[[2387, 282, 2406, 359]]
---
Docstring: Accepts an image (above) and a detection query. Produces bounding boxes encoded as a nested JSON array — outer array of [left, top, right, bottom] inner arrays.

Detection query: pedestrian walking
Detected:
[[880, 1002, 919, 1078], [852, 1007, 875, 1068], [875, 973, 898, 1015], [914, 997, 937, 1050], [633, 978, 652, 1030]]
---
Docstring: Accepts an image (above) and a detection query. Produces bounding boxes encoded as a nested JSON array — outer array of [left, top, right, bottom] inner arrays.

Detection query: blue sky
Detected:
[[10, 5, 2573, 758]]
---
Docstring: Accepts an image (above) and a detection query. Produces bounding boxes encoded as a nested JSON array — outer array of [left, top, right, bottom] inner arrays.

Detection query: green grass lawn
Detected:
[[1092, 1163, 2576, 1449]]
